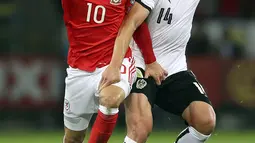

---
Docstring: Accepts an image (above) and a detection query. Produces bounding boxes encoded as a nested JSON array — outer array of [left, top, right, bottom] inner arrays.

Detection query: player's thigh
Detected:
[[98, 58, 136, 107], [124, 93, 152, 125], [124, 67, 157, 132], [111, 57, 137, 98], [64, 67, 99, 131], [131, 67, 158, 106], [155, 70, 212, 117]]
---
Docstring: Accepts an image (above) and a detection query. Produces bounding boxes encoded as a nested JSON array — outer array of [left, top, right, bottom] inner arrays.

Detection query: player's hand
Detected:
[[144, 61, 168, 85], [99, 65, 121, 91]]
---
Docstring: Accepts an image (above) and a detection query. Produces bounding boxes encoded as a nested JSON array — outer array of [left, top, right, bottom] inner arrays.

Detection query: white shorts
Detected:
[[63, 57, 136, 131]]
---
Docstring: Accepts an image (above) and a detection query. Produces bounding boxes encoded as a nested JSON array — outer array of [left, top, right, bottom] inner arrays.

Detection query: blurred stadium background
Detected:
[[0, 0, 255, 142]]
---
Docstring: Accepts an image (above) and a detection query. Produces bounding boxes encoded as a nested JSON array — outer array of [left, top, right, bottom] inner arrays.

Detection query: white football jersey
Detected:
[[131, 0, 200, 76]]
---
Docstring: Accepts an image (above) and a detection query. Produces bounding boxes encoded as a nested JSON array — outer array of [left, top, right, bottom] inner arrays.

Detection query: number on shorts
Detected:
[[193, 82, 206, 94], [86, 3, 106, 24], [121, 64, 127, 74]]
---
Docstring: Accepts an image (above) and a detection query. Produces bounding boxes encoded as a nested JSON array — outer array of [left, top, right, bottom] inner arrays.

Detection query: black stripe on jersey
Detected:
[[136, 0, 152, 12]]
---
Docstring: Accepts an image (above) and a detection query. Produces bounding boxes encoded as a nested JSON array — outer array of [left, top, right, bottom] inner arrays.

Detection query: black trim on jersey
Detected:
[[136, 0, 152, 12]]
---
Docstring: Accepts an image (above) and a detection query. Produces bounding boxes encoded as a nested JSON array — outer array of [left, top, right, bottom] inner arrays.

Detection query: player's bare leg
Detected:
[[63, 127, 86, 143], [63, 113, 93, 143], [124, 93, 153, 143], [88, 85, 126, 143], [175, 101, 216, 143]]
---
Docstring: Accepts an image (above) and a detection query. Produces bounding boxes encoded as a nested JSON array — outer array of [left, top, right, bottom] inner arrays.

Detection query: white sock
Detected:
[[124, 136, 137, 143], [175, 126, 211, 143], [99, 105, 119, 115]]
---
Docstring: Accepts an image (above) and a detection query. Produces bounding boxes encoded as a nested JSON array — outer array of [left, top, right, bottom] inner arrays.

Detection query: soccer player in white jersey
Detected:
[[112, 0, 216, 143]]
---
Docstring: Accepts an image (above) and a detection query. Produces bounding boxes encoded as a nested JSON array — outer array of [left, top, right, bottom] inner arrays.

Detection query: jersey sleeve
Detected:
[[135, 0, 157, 11], [133, 22, 156, 64], [125, 0, 133, 14]]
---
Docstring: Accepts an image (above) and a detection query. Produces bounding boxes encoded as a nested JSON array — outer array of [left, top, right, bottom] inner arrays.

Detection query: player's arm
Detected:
[[100, 1, 155, 89], [133, 21, 168, 85], [109, 2, 150, 68], [133, 22, 156, 64], [125, 0, 156, 64]]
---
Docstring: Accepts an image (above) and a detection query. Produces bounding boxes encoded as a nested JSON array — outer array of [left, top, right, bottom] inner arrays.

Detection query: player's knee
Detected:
[[99, 85, 125, 108], [64, 128, 85, 143], [186, 101, 216, 135], [99, 92, 123, 108], [193, 113, 215, 135]]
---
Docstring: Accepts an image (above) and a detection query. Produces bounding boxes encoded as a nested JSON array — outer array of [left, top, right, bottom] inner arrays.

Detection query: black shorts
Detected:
[[131, 68, 211, 116]]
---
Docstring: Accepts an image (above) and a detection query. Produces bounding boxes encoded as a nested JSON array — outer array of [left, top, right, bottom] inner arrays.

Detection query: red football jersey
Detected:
[[62, 0, 132, 72]]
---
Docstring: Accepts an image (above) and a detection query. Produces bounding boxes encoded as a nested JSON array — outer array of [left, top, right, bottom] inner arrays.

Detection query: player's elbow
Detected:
[[133, 20, 141, 31], [131, 17, 144, 31], [123, 14, 144, 32]]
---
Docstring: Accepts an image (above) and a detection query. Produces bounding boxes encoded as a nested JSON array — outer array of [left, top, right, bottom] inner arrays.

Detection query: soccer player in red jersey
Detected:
[[61, 0, 166, 142]]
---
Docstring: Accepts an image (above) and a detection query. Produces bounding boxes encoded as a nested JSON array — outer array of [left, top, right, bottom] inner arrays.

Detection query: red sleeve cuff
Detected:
[[133, 22, 156, 64]]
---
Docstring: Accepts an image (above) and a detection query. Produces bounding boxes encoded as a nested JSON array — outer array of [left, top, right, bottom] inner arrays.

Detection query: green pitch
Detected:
[[0, 130, 254, 143]]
